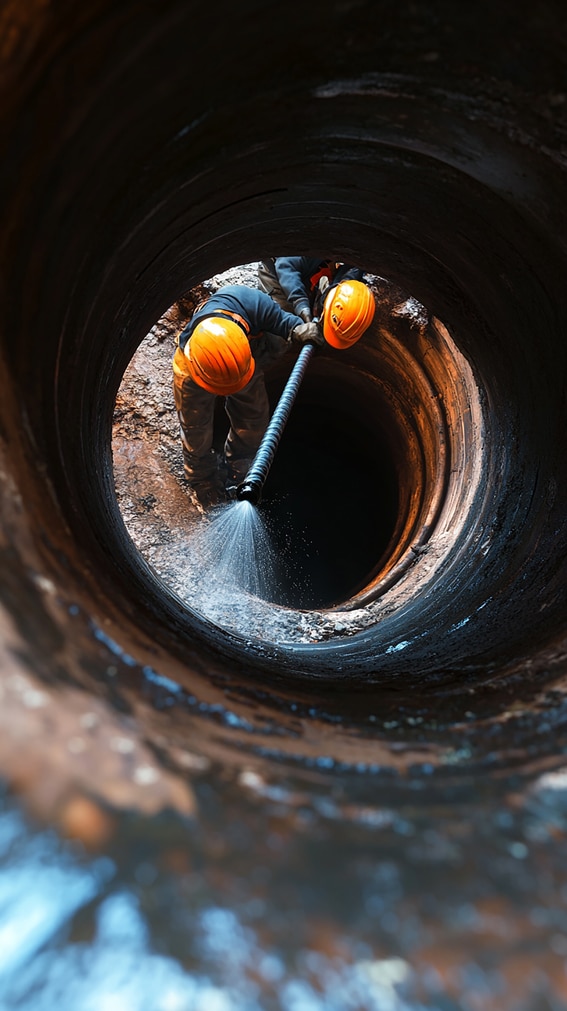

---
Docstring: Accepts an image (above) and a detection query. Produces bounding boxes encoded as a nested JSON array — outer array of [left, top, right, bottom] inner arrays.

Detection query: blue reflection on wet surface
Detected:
[[2, 777, 567, 1011]]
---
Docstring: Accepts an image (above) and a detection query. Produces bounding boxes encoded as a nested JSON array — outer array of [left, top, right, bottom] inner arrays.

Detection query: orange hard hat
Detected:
[[322, 280, 376, 349], [185, 317, 255, 395]]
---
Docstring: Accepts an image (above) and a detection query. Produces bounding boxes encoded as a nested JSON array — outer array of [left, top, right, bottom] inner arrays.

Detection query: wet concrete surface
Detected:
[[1, 0, 567, 1007]]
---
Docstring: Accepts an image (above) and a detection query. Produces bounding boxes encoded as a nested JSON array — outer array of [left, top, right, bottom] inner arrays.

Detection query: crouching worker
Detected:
[[258, 256, 366, 322], [258, 256, 375, 350], [172, 284, 323, 509]]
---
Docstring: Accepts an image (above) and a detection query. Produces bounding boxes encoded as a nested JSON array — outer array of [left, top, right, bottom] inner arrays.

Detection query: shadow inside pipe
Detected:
[[238, 376, 399, 610]]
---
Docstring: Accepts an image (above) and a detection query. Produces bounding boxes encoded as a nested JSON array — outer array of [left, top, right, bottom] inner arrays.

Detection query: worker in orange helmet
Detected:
[[173, 284, 323, 509], [319, 278, 376, 349], [259, 256, 375, 351], [258, 256, 369, 324]]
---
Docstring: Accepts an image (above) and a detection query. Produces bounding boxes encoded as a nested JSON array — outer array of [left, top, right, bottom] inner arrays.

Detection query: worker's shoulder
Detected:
[[207, 284, 272, 318], [213, 283, 263, 300]]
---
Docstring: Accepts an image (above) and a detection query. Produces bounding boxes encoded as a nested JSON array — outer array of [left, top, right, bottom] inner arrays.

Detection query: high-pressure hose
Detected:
[[236, 342, 316, 505]]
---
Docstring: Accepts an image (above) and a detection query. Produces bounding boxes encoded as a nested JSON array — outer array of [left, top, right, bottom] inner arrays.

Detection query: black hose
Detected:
[[236, 342, 316, 504]]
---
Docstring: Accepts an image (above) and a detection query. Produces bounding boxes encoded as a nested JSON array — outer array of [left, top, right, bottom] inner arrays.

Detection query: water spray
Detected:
[[236, 341, 317, 505]]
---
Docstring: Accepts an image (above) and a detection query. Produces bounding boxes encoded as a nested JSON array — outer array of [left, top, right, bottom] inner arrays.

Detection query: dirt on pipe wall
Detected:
[[1, 1, 567, 1007]]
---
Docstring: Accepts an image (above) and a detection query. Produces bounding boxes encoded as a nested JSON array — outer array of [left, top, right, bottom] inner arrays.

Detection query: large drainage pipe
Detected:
[[1, 0, 567, 794]]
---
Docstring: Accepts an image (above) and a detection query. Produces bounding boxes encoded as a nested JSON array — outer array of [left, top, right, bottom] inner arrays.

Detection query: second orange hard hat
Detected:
[[185, 317, 255, 395], [322, 280, 376, 349]]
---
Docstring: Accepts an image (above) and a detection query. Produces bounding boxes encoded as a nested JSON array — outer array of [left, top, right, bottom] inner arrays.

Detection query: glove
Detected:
[[290, 321, 324, 346], [299, 307, 313, 324]]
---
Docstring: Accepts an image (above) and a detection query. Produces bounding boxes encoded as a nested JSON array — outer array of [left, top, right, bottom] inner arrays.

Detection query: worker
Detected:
[[258, 256, 366, 322], [258, 256, 376, 351], [172, 284, 323, 508]]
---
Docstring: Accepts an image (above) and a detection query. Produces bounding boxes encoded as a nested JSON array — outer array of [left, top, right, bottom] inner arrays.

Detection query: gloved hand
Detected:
[[290, 321, 324, 346], [299, 307, 313, 324]]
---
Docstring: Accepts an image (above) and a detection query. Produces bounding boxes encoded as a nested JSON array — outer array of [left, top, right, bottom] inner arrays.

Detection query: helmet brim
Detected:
[[322, 319, 362, 349]]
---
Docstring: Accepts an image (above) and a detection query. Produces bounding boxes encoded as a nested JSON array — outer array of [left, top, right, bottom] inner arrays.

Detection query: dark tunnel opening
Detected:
[[212, 366, 400, 611], [261, 393, 399, 610], [0, 0, 567, 827]]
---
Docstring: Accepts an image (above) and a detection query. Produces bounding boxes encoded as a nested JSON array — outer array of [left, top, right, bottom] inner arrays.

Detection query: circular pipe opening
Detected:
[[113, 267, 483, 654], [1, 0, 567, 795], [1, 2, 565, 718]]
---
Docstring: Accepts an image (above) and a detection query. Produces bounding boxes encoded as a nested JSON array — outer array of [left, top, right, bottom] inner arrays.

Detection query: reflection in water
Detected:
[[3, 770, 567, 1010], [0, 797, 416, 1011]]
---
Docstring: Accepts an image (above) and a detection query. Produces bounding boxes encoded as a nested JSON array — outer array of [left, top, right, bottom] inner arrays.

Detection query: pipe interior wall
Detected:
[[0, 0, 567, 785], [3, 5, 567, 1003]]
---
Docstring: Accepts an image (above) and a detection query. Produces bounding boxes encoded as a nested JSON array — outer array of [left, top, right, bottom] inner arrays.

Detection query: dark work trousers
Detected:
[[173, 353, 271, 486]]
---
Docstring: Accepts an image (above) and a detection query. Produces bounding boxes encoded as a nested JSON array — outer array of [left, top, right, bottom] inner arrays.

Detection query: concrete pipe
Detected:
[[1, 3, 567, 1001]]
